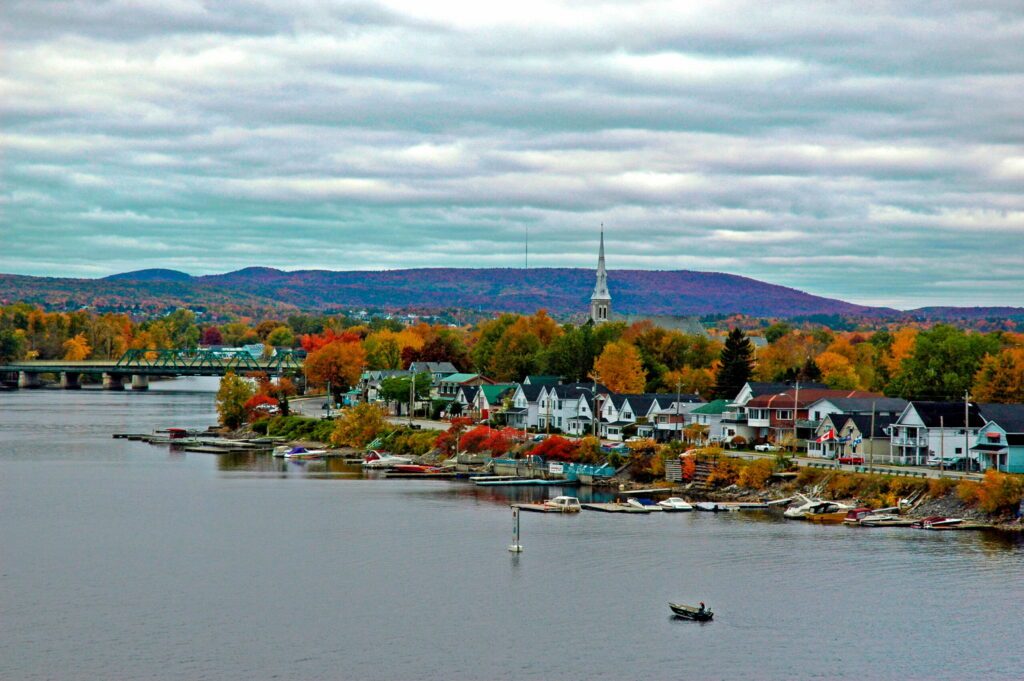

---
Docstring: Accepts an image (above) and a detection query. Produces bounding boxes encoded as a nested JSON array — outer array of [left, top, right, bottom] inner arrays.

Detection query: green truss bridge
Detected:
[[0, 349, 305, 390]]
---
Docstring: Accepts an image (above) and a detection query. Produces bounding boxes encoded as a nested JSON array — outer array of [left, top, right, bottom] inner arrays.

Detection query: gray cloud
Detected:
[[1, 1, 1023, 307]]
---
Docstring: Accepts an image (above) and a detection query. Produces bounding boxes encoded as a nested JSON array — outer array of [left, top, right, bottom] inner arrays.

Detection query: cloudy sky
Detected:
[[2, 1, 1022, 307]]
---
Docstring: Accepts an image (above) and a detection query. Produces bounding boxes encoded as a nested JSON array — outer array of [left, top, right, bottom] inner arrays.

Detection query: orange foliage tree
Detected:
[[62, 333, 91, 360], [593, 340, 646, 393], [815, 351, 859, 389], [304, 340, 366, 400]]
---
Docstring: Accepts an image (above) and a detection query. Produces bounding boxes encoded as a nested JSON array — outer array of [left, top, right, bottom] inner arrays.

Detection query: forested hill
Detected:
[[1, 267, 1020, 322]]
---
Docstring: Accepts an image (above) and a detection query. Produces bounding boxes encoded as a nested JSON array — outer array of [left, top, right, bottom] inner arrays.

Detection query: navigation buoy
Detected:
[[508, 507, 523, 553]]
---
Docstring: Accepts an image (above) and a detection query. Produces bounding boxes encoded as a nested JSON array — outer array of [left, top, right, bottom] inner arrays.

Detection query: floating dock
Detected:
[[511, 503, 563, 513], [473, 478, 573, 487]]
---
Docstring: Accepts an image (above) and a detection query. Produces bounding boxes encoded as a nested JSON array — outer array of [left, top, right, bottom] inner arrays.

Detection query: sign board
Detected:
[[548, 462, 564, 474]]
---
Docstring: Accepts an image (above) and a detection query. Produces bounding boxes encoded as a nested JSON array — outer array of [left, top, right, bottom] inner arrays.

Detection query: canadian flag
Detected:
[[816, 428, 837, 443]]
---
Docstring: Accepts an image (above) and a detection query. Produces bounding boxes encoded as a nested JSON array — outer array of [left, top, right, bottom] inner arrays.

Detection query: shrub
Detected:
[[251, 420, 269, 435], [707, 458, 739, 487], [730, 435, 748, 449], [738, 459, 774, 490], [927, 477, 957, 498], [681, 455, 697, 480], [530, 436, 580, 462], [631, 452, 665, 483], [796, 467, 827, 488], [330, 403, 389, 448], [974, 470, 1024, 515]]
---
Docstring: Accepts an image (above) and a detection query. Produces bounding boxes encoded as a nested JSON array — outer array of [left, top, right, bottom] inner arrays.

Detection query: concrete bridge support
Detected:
[[18, 371, 42, 389], [102, 373, 125, 391], [130, 375, 150, 391], [60, 372, 82, 389]]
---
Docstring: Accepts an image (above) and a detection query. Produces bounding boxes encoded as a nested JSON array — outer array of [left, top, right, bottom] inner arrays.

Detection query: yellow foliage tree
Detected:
[[330, 402, 389, 448], [62, 333, 92, 361], [304, 341, 367, 399], [593, 340, 647, 393], [883, 327, 918, 375], [973, 347, 1024, 403], [815, 351, 859, 389]]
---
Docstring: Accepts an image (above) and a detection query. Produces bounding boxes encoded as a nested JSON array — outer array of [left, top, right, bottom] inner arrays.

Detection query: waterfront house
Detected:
[[808, 412, 896, 461], [506, 382, 545, 430], [744, 388, 880, 449], [721, 381, 827, 444], [686, 399, 730, 442], [538, 383, 606, 434], [359, 369, 410, 405], [972, 404, 1024, 474], [652, 395, 707, 440], [888, 401, 986, 467], [406, 361, 458, 385], [442, 384, 480, 417], [437, 373, 494, 400], [472, 383, 517, 422]]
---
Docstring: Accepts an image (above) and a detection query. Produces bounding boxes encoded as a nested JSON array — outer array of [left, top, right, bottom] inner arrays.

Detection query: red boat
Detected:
[[842, 507, 874, 525], [911, 516, 964, 529]]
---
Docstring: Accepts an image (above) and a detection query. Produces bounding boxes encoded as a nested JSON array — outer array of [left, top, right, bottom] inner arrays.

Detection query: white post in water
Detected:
[[508, 507, 523, 553]]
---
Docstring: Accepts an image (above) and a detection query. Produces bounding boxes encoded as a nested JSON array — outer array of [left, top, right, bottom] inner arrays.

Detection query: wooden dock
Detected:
[[511, 503, 560, 513]]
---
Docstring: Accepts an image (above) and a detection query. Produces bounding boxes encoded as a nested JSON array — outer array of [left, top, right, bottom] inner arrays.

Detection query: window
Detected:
[[777, 410, 793, 420], [955, 447, 962, 454]]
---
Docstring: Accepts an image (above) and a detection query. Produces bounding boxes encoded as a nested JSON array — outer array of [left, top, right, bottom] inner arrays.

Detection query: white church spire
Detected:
[[590, 225, 611, 323]]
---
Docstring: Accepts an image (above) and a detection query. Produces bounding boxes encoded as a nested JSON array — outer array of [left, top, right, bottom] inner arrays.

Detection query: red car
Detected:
[[838, 455, 864, 465]]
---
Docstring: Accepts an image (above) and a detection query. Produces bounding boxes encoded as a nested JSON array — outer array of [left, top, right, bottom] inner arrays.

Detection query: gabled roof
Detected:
[[978, 403, 1024, 433], [408, 361, 458, 374], [457, 385, 480, 402], [524, 375, 561, 386], [907, 401, 986, 428], [691, 399, 729, 415], [479, 383, 516, 404], [747, 381, 827, 396], [552, 383, 606, 399], [517, 383, 546, 401], [812, 396, 908, 414], [747, 388, 881, 409], [623, 395, 657, 416], [440, 372, 482, 384], [846, 413, 898, 439]]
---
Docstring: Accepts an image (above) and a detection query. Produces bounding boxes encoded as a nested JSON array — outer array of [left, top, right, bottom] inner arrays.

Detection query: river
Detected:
[[2, 382, 1023, 680]]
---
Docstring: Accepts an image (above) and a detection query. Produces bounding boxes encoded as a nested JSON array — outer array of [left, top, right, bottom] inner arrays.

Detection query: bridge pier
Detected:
[[130, 375, 150, 391], [102, 373, 125, 391], [18, 371, 42, 389], [60, 372, 82, 390]]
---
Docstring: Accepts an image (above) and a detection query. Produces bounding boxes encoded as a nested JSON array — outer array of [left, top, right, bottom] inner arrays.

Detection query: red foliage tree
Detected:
[[202, 326, 223, 346], [434, 417, 474, 456], [300, 329, 363, 353], [529, 436, 581, 462], [243, 393, 279, 420]]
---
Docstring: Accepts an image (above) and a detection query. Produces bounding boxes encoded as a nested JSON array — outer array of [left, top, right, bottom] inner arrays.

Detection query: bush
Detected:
[[330, 403, 389, 448], [631, 452, 665, 483], [970, 471, 1024, 515], [927, 477, 957, 498], [796, 467, 827, 488], [681, 455, 697, 480], [738, 459, 774, 489], [251, 420, 269, 435], [389, 428, 441, 457], [529, 436, 580, 462], [707, 458, 739, 487]]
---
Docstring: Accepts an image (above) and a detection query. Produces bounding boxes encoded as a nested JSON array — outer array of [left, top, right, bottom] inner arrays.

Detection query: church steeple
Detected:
[[590, 225, 611, 323]]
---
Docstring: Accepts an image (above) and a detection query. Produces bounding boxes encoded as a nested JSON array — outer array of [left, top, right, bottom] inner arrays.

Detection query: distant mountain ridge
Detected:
[[1, 267, 1020, 322]]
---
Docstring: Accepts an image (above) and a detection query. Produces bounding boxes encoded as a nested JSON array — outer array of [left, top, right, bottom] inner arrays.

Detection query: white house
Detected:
[[889, 401, 986, 467]]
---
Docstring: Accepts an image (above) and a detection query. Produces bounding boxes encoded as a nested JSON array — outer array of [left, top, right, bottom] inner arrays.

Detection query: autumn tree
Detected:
[[265, 326, 296, 348], [973, 348, 1024, 403], [216, 372, 255, 429], [62, 333, 92, 360], [330, 402, 389, 448], [594, 340, 647, 393], [815, 351, 858, 389], [712, 328, 754, 399], [378, 373, 433, 414], [888, 325, 1000, 399], [202, 326, 224, 346], [0, 329, 26, 363], [304, 340, 367, 402]]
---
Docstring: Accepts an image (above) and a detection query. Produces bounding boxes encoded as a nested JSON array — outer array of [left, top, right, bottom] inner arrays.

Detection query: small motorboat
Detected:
[[669, 602, 713, 621], [362, 450, 414, 468], [805, 501, 851, 524], [657, 497, 694, 512], [626, 497, 663, 511], [842, 507, 875, 525], [282, 446, 327, 460], [911, 516, 965, 529], [543, 496, 582, 513]]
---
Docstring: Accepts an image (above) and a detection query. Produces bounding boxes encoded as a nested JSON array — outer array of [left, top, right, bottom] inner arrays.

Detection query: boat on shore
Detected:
[[805, 502, 851, 524], [911, 516, 965, 529], [626, 497, 663, 511], [842, 507, 875, 525], [362, 450, 414, 469], [669, 602, 713, 621]]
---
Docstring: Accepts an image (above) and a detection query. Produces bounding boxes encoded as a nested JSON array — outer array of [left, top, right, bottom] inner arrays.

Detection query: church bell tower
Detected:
[[590, 227, 611, 323]]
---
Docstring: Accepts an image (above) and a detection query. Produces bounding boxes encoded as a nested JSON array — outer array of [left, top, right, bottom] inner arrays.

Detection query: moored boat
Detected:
[[669, 602, 713, 621], [283, 446, 327, 460], [805, 501, 851, 524], [362, 450, 414, 468], [543, 496, 582, 513], [391, 464, 443, 474], [626, 497, 663, 511], [842, 507, 874, 525], [911, 516, 965, 529], [657, 497, 694, 512]]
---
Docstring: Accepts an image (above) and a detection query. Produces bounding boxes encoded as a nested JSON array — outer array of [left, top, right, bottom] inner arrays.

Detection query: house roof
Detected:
[[479, 384, 516, 404], [458, 385, 480, 401], [691, 399, 729, 415], [747, 388, 881, 409], [552, 383, 606, 399], [440, 372, 481, 384], [847, 413, 898, 439], [978, 403, 1024, 433], [908, 401, 986, 428], [408, 361, 458, 374], [746, 381, 827, 397], [814, 396, 908, 414], [518, 383, 546, 401], [524, 375, 561, 386]]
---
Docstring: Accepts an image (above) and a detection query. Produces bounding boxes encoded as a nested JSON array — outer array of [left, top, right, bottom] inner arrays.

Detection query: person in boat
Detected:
[[698, 602, 706, 614]]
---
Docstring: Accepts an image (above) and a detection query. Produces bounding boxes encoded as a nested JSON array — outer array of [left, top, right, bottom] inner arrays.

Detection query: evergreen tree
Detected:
[[712, 328, 754, 399]]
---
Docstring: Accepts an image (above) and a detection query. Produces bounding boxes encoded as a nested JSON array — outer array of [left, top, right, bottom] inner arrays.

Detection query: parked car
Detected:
[[532, 434, 547, 442], [927, 456, 963, 468], [754, 443, 778, 452], [838, 455, 864, 465]]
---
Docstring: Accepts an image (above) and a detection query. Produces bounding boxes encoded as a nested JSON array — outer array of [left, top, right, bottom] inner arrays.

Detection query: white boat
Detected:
[[657, 497, 694, 512], [626, 497, 663, 511], [695, 501, 735, 512], [282, 446, 327, 460], [272, 445, 290, 458], [543, 496, 582, 513], [362, 450, 414, 469], [783, 494, 823, 519]]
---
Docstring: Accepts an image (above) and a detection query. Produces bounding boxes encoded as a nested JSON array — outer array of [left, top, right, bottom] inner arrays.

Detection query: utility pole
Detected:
[[676, 378, 683, 444], [965, 390, 971, 472], [868, 401, 876, 475], [939, 415, 945, 477], [408, 375, 414, 427]]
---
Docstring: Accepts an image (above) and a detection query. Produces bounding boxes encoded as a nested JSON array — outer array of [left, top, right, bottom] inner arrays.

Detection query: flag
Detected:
[[852, 436, 863, 446], [816, 428, 836, 443]]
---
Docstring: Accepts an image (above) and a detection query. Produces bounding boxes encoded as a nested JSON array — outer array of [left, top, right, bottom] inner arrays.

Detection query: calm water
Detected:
[[2, 383, 1023, 681]]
